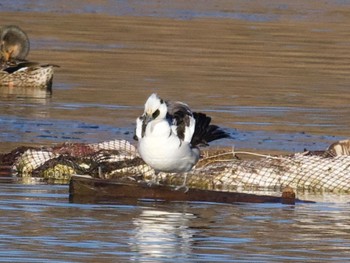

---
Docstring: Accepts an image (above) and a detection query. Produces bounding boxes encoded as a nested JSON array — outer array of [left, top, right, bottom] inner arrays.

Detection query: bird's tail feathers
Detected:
[[191, 112, 231, 147]]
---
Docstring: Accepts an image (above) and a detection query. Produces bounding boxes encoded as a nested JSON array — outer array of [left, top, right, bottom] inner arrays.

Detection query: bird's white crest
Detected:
[[144, 93, 167, 119]]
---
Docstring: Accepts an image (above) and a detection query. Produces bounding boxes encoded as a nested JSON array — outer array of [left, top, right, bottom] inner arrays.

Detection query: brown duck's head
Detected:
[[0, 25, 30, 62]]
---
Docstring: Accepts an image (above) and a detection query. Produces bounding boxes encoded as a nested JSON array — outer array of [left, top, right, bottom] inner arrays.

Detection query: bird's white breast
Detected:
[[138, 119, 199, 173]]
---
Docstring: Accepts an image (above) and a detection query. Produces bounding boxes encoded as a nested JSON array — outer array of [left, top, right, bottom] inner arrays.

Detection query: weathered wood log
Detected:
[[69, 175, 309, 205], [0, 165, 12, 176]]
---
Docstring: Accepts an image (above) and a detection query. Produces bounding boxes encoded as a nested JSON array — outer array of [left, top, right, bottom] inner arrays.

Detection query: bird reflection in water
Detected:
[[0, 85, 51, 101], [130, 208, 195, 261]]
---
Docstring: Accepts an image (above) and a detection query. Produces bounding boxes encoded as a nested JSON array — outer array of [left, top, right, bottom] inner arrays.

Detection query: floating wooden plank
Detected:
[[69, 175, 310, 205], [0, 165, 11, 176]]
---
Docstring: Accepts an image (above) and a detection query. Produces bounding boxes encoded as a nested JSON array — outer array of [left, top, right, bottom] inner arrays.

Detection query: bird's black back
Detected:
[[166, 100, 231, 146], [167, 101, 193, 141]]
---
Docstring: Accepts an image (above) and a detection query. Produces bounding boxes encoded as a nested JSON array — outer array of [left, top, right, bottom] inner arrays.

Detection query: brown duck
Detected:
[[0, 25, 57, 89]]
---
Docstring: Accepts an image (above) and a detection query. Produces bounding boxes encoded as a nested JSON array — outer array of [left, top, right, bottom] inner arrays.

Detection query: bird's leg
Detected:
[[147, 170, 160, 186], [175, 173, 189, 193], [154, 171, 160, 184]]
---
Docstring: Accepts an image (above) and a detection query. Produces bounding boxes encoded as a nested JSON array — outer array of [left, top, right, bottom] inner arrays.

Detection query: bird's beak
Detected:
[[140, 114, 153, 138], [0, 50, 11, 62], [143, 114, 153, 125], [3, 51, 10, 61]]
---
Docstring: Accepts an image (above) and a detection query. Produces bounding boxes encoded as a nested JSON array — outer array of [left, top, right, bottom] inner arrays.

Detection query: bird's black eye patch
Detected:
[[160, 99, 164, 104], [152, 109, 160, 119]]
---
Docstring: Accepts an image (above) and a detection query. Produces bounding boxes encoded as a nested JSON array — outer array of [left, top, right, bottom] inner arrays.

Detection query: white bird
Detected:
[[135, 93, 230, 189]]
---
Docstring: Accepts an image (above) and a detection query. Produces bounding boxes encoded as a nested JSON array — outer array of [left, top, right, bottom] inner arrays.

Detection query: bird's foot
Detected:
[[174, 184, 189, 193], [147, 180, 158, 187], [174, 174, 189, 192], [146, 174, 161, 187]]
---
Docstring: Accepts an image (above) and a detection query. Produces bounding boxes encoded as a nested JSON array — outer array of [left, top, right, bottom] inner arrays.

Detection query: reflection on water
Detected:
[[0, 183, 349, 262], [131, 209, 194, 261], [0, 86, 51, 101]]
